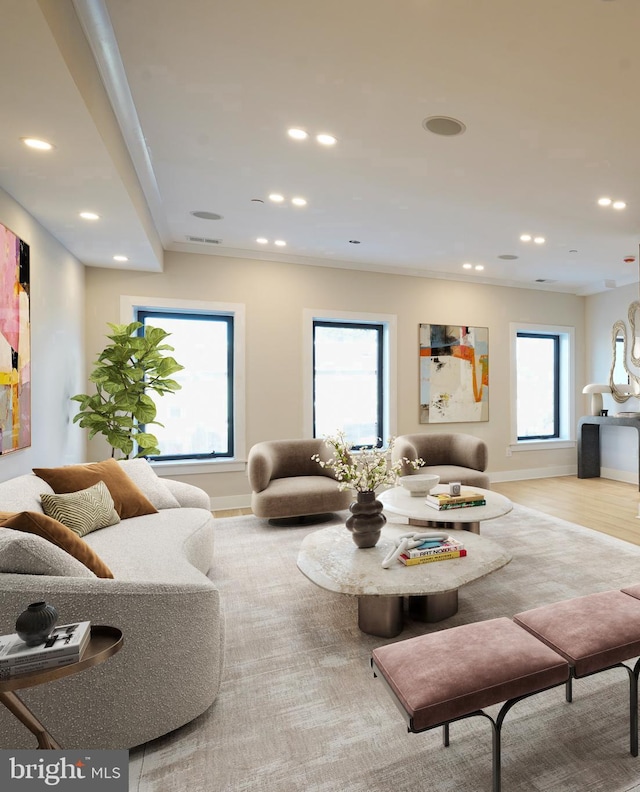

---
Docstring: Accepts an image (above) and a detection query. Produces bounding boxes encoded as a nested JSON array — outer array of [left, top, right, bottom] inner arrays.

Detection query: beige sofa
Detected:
[[0, 462, 223, 749], [393, 432, 490, 489]]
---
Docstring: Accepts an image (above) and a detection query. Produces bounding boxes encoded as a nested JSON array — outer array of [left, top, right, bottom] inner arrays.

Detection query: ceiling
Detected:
[[2, 0, 640, 295]]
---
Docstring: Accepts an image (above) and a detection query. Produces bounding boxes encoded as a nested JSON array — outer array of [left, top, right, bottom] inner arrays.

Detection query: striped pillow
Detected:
[[40, 480, 121, 537]]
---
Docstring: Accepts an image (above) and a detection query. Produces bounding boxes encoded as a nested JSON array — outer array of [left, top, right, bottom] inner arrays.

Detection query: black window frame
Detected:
[[516, 331, 560, 440], [137, 309, 234, 461], [312, 319, 384, 449]]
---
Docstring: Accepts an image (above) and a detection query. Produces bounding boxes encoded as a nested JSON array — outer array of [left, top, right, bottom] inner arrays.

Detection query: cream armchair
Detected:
[[392, 432, 490, 489], [248, 438, 352, 522]]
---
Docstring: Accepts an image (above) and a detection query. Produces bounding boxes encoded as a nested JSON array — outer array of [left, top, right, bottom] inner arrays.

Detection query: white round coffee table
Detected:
[[297, 521, 511, 637], [378, 485, 512, 534]]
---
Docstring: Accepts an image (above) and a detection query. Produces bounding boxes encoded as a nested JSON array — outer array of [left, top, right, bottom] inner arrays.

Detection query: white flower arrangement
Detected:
[[312, 432, 424, 493]]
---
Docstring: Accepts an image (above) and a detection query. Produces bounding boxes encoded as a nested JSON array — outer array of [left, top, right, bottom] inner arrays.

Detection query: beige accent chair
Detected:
[[393, 432, 490, 489], [248, 439, 352, 522]]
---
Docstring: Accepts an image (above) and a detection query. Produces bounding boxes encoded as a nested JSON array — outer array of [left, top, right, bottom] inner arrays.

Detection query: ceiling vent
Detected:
[[534, 278, 557, 283], [186, 236, 222, 245]]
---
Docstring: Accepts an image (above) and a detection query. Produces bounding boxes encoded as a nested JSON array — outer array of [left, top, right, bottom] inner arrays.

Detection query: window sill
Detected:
[[149, 459, 246, 476], [509, 439, 575, 452]]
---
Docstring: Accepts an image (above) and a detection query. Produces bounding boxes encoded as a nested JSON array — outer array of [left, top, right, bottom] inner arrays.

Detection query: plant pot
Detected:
[[15, 601, 58, 646], [345, 490, 386, 548]]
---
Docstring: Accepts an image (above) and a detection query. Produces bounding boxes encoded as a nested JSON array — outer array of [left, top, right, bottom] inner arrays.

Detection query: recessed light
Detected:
[[613, 200, 627, 210], [475, 265, 484, 271], [113, 255, 128, 262], [256, 237, 268, 244], [422, 116, 466, 136], [316, 134, 337, 146], [520, 234, 532, 242], [288, 128, 308, 140], [21, 137, 54, 151], [291, 197, 307, 207], [274, 240, 287, 246], [79, 212, 100, 221], [598, 197, 612, 206], [269, 193, 285, 203], [533, 236, 545, 244], [462, 263, 473, 269], [498, 254, 519, 260], [191, 211, 223, 220]]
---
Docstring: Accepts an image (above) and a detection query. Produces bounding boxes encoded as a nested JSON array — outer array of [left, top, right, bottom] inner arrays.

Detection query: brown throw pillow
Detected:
[[0, 511, 114, 578], [33, 458, 158, 520]]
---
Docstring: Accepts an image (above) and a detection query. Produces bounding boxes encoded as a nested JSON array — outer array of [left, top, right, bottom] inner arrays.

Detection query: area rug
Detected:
[[129, 506, 640, 792]]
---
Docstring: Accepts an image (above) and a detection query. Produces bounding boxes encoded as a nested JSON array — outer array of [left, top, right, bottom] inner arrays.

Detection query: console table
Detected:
[[577, 415, 640, 490]]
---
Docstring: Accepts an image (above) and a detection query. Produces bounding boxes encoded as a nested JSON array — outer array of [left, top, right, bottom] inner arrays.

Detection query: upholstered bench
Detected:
[[372, 590, 640, 791], [371, 617, 570, 792], [514, 589, 640, 756]]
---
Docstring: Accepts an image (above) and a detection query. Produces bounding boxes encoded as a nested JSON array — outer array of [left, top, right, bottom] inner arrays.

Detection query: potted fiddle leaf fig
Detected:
[[71, 321, 184, 458]]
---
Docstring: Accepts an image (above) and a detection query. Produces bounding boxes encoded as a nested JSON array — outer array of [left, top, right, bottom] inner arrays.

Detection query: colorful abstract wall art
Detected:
[[0, 222, 30, 453], [419, 324, 488, 423]]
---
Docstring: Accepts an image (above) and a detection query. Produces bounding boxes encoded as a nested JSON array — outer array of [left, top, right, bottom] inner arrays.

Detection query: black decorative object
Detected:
[[15, 601, 59, 646], [345, 490, 386, 548]]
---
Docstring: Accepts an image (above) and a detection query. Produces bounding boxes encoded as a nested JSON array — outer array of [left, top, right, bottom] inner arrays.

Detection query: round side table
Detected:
[[0, 625, 123, 749]]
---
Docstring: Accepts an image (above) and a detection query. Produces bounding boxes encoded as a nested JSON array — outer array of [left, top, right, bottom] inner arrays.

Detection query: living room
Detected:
[[3, 1, 640, 790]]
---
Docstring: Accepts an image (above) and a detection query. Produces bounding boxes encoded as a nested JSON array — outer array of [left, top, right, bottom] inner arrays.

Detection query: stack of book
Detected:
[[425, 489, 486, 511], [0, 621, 91, 680], [399, 535, 466, 566]]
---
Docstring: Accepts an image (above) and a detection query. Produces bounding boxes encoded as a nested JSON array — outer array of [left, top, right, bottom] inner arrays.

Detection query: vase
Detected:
[[15, 601, 59, 646], [345, 490, 386, 548]]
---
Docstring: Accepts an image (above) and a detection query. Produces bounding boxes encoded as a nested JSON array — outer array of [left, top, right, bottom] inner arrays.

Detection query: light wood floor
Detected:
[[492, 476, 640, 547], [214, 476, 640, 547]]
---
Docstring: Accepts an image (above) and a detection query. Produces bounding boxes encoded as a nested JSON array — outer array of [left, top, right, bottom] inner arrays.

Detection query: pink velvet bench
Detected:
[[371, 618, 570, 792], [372, 590, 640, 791], [514, 589, 640, 757]]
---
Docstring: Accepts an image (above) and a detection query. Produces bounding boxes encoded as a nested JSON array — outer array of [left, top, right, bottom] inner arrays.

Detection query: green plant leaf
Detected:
[[70, 321, 182, 458]]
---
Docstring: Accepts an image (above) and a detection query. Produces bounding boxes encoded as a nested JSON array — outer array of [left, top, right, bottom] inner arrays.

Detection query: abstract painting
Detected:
[[0, 222, 30, 452], [419, 324, 488, 423]]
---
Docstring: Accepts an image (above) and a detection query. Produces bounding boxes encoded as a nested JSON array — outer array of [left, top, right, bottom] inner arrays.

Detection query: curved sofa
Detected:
[[0, 469, 223, 749]]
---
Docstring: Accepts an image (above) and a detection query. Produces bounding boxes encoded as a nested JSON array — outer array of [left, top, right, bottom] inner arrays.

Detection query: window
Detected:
[[136, 309, 234, 461], [313, 320, 384, 448], [510, 322, 574, 447], [516, 332, 559, 439]]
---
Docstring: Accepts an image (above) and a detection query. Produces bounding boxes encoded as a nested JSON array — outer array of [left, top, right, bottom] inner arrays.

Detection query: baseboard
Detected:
[[600, 467, 639, 485], [209, 493, 252, 511], [489, 464, 577, 483]]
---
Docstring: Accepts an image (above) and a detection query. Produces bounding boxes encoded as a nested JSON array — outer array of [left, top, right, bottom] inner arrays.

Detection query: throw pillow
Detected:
[[33, 458, 158, 520], [118, 458, 181, 510], [40, 481, 120, 537], [0, 530, 95, 577], [0, 511, 114, 578]]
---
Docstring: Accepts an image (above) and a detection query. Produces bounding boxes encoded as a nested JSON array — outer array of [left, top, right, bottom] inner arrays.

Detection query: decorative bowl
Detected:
[[399, 474, 440, 497]]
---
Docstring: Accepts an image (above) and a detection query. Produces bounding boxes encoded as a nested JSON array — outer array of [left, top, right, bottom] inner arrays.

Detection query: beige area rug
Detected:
[[129, 506, 640, 792]]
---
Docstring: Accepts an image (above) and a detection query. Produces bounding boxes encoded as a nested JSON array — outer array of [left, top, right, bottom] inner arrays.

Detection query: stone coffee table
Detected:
[[297, 521, 511, 638], [378, 485, 512, 534]]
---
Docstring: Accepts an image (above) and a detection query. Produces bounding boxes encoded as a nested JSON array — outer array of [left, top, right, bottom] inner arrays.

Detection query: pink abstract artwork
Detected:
[[0, 222, 30, 453]]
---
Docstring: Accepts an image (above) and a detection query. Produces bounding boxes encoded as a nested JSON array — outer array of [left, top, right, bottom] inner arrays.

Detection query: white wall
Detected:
[[0, 187, 85, 480], [585, 283, 640, 481], [85, 251, 586, 506]]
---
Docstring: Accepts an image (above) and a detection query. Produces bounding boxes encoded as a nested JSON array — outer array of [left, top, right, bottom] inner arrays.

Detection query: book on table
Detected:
[[403, 535, 465, 559], [425, 489, 486, 510], [399, 549, 467, 565], [0, 621, 91, 677]]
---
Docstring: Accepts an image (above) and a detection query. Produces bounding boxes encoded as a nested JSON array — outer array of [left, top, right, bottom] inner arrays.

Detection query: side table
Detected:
[[0, 625, 123, 748]]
